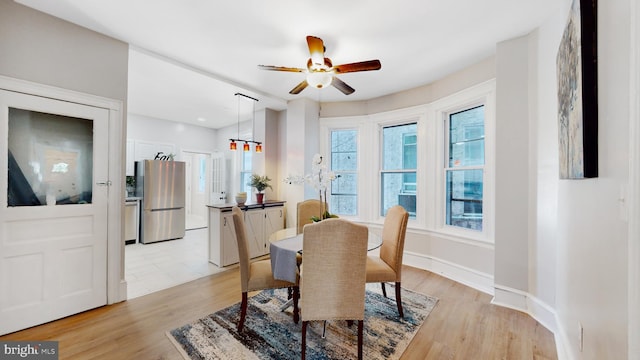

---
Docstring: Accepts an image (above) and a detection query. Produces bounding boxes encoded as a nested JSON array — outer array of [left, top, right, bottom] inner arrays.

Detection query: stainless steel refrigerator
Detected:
[[136, 160, 186, 244]]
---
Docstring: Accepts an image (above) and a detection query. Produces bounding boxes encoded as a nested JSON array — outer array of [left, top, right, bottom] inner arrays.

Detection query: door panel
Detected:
[[0, 89, 109, 335], [244, 210, 265, 258]]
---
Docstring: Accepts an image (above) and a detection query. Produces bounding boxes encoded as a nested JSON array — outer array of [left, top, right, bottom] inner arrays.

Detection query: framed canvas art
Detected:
[[556, 0, 598, 179]]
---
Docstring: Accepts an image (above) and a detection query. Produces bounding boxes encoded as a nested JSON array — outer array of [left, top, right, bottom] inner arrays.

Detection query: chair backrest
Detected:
[[296, 199, 326, 234], [301, 218, 368, 321], [231, 206, 250, 292], [379, 205, 409, 281]]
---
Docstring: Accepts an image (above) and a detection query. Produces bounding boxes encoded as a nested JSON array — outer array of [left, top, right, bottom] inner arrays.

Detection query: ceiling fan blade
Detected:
[[290, 80, 309, 94], [258, 65, 306, 72], [333, 60, 382, 74], [331, 77, 355, 95], [306, 36, 325, 66]]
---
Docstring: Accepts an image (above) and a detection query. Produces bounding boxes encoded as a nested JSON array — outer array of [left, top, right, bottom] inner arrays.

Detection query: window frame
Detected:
[[443, 105, 486, 231], [432, 82, 495, 242], [380, 122, 418, 218], [328, 128, 359, 217]]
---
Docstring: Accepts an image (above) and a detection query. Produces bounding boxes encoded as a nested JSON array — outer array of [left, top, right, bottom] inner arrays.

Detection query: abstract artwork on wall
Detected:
[[556, 0, 598, 179]]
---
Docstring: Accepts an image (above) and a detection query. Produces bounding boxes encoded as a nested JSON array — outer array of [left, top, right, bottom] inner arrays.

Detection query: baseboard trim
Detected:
[[403, 250, 494, 295]]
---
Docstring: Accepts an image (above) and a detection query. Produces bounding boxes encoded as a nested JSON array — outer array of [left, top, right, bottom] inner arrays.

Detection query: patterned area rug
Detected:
[[167, 284, 437, 359]]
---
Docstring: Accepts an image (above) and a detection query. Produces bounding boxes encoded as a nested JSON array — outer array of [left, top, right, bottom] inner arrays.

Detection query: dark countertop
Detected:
[[207, 200, 286, 211]]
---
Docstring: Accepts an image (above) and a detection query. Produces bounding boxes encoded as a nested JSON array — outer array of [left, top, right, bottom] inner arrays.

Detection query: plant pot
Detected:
[[256, 193, 265, 204], [235, 192, 247, 206]]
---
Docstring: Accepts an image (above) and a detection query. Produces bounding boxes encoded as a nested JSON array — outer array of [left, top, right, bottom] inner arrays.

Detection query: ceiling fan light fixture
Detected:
[[306, 71, 333, 89]]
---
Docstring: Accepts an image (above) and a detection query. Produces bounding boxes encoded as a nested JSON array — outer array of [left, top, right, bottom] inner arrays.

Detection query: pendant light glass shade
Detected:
[[229, 93, 262, 152]]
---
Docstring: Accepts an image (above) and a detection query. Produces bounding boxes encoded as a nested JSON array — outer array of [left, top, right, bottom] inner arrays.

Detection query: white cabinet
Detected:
[[265, 206, 285, 240], [208, 211, 238, 267], [245, 210, 266, 259], [207, 202, 285, 267]]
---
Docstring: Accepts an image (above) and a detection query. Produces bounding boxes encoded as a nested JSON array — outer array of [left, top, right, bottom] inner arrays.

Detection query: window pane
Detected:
[[241, 151, 252, 194], [8, 108, 93, 206], [329, 130, 357, 215], [446, 169, 483, 230], [383, 123, 417, 170], [449, 106, 484, 167], [240, 172, 252, 195], [331, 130, 357, 153], [381, 172, 416, 217], [382, 123, 416, 218]]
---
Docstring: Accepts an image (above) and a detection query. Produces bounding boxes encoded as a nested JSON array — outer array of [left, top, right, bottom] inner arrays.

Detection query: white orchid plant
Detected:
[[283, 153, 338, 221]]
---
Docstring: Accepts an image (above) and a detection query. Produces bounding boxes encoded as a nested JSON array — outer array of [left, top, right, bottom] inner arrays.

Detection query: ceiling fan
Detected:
[[258, 36, 381, 95]]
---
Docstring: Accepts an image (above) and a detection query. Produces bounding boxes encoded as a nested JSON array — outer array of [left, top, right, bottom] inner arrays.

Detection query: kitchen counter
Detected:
[[207, 200, 286, 266], [207, 200, 285, 212]]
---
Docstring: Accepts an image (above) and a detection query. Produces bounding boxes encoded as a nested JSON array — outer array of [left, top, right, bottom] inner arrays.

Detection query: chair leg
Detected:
[[357, 320, 363, 360], [292, 287, 300, 324], [395, 281, 404, 318], [301, 321, 308, 360], [238, 292, 248, 331], [381, 282, 387, 297]]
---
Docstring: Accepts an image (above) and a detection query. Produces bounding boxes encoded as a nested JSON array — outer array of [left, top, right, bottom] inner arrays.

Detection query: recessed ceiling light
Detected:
[[197, 117, 206, 122]]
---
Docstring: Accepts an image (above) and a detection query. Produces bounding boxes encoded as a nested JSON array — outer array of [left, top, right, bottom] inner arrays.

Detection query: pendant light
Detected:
[[229, 93, 262, 152]]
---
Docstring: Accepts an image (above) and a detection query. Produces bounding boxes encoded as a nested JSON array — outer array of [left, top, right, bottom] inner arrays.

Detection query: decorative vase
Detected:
[[235, 192, 247, 206], [256, 193, 265, 204]]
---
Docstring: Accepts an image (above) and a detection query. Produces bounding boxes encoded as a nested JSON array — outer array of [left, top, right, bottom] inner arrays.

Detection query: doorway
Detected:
[[182, 150, 210, 230]]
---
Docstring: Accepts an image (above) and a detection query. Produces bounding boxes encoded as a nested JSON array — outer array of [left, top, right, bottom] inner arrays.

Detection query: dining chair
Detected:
[[231, 206, 299, 331], [300, 218, 368, 360], [365, 205, 409, 318], [296, 199, 327, 234]]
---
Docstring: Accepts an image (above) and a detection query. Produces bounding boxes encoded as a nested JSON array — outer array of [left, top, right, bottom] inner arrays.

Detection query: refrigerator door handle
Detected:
[[149, 207, 183, 212]]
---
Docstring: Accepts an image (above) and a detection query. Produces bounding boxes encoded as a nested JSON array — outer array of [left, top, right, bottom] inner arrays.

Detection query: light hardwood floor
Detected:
[[0, 266, 557, 359]]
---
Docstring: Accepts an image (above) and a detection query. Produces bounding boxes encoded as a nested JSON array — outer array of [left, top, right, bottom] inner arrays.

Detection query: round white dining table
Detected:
[[268, 227, 382, 283]]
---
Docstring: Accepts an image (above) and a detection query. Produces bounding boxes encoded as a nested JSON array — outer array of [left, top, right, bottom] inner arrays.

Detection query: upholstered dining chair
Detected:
[[300, 218, 368, 360], [231, 206, 299, 331], [296, 199, 327, 234], [365, 205, 409, 318]]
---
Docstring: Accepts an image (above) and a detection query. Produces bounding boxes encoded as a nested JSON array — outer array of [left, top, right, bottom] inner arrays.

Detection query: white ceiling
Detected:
[[16, 0, 562, 129]]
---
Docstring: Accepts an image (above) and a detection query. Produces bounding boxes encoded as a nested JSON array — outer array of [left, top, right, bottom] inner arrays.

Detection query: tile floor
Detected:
[[125, 227, 230, 299]]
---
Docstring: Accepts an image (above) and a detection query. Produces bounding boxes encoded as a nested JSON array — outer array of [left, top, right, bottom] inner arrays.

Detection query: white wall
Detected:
[[0, 1, 128, 103], [533, 0, 631, 358], [128, 113, 220, 156], [494, 34, 532, 294], [321, 57, 496, 117]]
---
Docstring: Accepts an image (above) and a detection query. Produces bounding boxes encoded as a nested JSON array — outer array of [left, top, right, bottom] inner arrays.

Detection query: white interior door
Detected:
[[0, 89, 109, 335], [183, 151, 209, 230]]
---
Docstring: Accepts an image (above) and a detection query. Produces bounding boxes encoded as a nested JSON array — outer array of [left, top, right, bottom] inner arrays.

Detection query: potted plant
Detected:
[[248, 174, 272, 204]]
